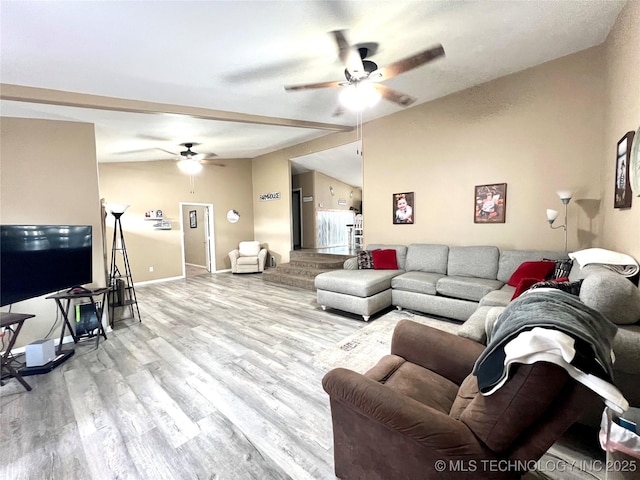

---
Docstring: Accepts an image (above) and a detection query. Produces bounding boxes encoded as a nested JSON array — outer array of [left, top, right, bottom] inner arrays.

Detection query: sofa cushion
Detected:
[[367, 244, 408, 270], [436, 276, 504, 302], [497, 249, 566, 283], [448, 246, 499, 280], [357, 250, 374, 269], [507, 260, 556, 287], [404, 244, 449, 274], [548, 258, 574, 279], [383, 360, 458, 414], [579, 269, 640, 325], [511, 277, 541, 300], [237, 256, 259, 266], [314, 269, 402, 298], [391, 271, 445, 295], [479, 286, 515, 307], [529, 279, 582, 296], [238, 241, 261, 257], [371, 249, 398, 270]]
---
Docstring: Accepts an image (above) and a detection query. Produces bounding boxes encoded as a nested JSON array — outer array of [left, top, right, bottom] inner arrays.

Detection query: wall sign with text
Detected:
[[259, 192, 281, 201]]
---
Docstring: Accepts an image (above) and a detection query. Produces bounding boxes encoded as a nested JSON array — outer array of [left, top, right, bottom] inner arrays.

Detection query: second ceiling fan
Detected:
[[284, 30, 445, 111]]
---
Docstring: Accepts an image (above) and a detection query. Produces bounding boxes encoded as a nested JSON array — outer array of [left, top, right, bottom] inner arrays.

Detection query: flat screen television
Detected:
[[0, 225, 93, 307]]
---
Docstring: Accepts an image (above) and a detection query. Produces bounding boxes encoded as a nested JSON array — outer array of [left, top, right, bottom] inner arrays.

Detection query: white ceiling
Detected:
[[0, 1, 626, 188]]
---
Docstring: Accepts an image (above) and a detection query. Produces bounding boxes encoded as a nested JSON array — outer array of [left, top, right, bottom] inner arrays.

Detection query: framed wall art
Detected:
[[629, 126, 640, 197], [474, 183, 507, 223], [393, 192, 414, 224], [614, 131, 634, 208], [189, 210, 197, 228]]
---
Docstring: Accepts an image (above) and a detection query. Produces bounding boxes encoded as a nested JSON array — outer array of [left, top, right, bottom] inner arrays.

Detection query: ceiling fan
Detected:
[[284, 30, 445, 111], [117, 142, 224, 167]]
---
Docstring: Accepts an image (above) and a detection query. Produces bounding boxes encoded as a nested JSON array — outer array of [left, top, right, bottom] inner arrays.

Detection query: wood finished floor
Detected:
[[0, 273, 364, 480]]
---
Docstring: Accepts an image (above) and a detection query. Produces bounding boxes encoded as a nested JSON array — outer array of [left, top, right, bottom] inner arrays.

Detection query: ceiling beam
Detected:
[[0, 84, 353, 132]]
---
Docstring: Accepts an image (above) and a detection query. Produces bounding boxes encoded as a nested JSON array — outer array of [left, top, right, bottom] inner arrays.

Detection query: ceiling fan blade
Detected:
[[285, 80, 344, 91], [377, 44, 445, 80], [373, 83, 416, 107], [332, 30, 365, 78], [332, 105, 345, 117]]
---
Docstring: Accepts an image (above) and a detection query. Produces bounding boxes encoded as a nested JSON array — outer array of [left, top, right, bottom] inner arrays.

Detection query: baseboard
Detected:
[[135, 276, 184, 286], [185, 263, 207, 268]]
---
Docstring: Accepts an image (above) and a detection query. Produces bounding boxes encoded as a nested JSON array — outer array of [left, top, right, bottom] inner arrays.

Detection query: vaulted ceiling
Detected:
[[0, 1, 626, 188]]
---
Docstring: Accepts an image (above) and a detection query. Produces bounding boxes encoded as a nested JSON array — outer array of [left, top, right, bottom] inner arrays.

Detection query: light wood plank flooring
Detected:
[[0, 273, 364, 480]]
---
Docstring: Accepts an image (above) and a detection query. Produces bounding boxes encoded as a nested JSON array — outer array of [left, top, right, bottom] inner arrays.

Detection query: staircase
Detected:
[[262, 250, 354, 290]]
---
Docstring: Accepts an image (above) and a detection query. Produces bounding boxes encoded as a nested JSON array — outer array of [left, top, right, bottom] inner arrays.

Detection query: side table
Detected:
[[46, 288, 109, 352], [0, 312, 35, 391]]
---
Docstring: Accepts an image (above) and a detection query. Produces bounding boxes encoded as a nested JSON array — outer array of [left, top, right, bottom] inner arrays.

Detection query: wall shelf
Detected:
[[153, 220, 172, 230]]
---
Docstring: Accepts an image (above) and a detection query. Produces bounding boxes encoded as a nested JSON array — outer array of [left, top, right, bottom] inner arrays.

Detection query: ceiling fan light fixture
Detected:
[[177, 159, 203, 174], [339, 81, 381, 112]]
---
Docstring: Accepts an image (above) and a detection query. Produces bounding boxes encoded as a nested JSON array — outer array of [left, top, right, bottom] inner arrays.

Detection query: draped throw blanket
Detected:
[[569, 248, 639, 278], [472, 290, 628, 412]]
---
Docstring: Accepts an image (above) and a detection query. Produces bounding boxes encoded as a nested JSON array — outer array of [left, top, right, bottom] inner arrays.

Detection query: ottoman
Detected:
[[314, 269, 403, 321]]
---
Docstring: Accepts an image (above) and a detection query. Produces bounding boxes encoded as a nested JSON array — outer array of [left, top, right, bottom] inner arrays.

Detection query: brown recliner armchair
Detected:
[[322, 320, 602, 480]]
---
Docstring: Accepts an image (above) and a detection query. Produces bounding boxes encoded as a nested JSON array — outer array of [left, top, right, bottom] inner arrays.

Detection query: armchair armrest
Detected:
[[322, 367, 484, 452], [258, 248, 268, 272], [391, 320, 484, 385], [228, 249, 239, 273]]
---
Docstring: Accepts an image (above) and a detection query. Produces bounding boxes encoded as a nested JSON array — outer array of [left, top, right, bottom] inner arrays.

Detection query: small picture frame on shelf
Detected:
[[474, 183, 507, 223], [189, 210, 197, 228]]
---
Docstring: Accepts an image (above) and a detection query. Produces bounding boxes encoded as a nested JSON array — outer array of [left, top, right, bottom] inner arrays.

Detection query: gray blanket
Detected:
[[472, 289, 618, 380]]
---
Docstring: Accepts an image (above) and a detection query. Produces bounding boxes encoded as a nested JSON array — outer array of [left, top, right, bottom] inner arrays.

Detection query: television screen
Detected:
[[0, 225, 93, 307]]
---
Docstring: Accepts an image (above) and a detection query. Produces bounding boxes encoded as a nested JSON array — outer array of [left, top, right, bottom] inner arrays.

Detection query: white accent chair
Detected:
[[229, 241, 268, 273]]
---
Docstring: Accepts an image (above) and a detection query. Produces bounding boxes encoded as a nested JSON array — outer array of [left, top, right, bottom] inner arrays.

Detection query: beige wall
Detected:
[[362, 46, 605, 251], [182, 205, 207, 266], [1, 117, 105, 348], [601, 0, 640, 261], [252, 131, 359, 262], [98, 158, 254, 280], [313, 171, 361, 212]]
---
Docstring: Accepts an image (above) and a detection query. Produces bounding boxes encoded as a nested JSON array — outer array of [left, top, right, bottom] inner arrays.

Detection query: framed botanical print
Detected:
[[615, 131, 634, 208], [474, 183, 507, 223]]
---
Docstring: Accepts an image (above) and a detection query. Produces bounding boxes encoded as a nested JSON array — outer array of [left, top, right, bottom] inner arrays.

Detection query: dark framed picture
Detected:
[[189, 210, 197, 228], [474, 183, 507, 223], [615, 131, 634, 208], [393, 192, 414, 224]]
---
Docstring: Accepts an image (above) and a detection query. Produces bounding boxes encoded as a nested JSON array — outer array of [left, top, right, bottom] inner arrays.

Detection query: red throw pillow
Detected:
[[507, 261, 556, 287], [511, 277, 541, 300], [371, 249, 398, 270]]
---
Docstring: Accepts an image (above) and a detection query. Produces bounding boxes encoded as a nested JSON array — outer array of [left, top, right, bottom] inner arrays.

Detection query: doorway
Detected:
[[180, 202, 215, 277], [292, 188, 302, 250]]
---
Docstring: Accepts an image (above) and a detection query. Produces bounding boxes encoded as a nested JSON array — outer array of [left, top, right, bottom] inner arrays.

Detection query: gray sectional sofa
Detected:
[[315, 243, 566, 321]]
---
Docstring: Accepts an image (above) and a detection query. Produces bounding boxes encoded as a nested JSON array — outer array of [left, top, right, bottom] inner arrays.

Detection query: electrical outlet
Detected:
[[149, 266, 154, 272]]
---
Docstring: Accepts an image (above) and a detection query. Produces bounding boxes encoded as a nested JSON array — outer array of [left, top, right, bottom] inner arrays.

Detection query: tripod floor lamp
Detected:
[[546, 190, 573, 252]]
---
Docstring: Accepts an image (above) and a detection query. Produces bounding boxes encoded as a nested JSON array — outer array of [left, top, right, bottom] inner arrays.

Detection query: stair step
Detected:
[[272, 263, 337, 278], [262, 271, 317, 290], [289, 258, 346, 269], [263, 250, 355, 291], [289, 251, 354, 262]]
